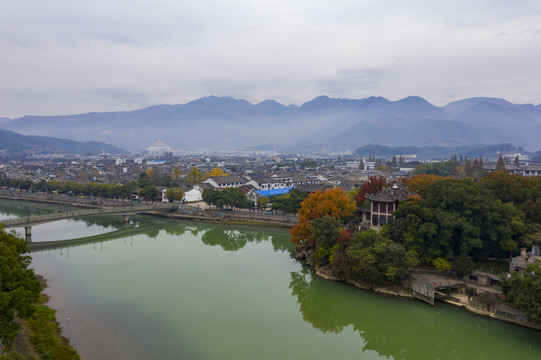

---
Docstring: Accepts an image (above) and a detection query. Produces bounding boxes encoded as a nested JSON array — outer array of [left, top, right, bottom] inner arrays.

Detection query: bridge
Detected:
[[1, 203, 178, 242]]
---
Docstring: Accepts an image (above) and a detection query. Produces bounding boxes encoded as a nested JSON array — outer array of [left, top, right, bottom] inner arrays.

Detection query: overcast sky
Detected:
[[2, 0, 541, 118]]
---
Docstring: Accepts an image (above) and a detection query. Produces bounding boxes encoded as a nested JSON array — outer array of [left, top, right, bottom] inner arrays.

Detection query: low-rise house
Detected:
[[203, 175, 247, 189]]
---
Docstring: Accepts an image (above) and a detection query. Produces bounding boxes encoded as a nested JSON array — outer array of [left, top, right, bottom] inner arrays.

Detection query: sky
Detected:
[[2, 0, 541, 118]]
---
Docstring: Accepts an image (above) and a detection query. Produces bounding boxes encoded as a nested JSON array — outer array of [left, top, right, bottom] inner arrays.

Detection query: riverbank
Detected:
[[11, 277, 80, 360], [304, 254, 541, 332]]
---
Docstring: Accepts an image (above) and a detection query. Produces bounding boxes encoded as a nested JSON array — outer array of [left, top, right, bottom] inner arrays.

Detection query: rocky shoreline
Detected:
[[296, 248, 541, 332]]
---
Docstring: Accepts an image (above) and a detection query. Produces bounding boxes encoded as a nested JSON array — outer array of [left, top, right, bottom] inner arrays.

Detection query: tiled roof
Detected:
[[366, 183, 412, 202]]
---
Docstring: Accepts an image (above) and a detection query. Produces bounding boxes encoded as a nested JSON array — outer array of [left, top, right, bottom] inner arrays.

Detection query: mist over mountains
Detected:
[[0, 129, 128, 155], [1, 95, 540, 153]]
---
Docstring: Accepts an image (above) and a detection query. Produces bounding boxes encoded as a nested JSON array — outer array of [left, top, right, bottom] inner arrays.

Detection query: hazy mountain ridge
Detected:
[[354, 143, 523, 159], [0, 129, 128, 155], [1, 95, 540, 152]]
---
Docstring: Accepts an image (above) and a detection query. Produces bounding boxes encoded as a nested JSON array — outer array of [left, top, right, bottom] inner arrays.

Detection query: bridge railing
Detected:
[[1, 203, 177, 227]]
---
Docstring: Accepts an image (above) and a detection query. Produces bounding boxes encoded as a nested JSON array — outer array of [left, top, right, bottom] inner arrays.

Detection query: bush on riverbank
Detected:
[[0, 227, 79, 359], [0, 227, 41, 350], [26, 302, 79, 360]]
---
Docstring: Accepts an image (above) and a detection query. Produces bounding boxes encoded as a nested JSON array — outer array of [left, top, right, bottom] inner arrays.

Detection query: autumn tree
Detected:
[[145, 168, 155, 182], [172, 167, 181, 180], [406, 174, 446, 195], [206, 167, 228, 178], [290, 188, 356, 244], [187, 167, 207, 185], [354, 176, 387, 207]]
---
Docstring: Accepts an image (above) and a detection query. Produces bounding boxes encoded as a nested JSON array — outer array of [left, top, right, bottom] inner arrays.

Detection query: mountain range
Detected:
[[0, 129, 128, 156], [1, 96, 540, 153]]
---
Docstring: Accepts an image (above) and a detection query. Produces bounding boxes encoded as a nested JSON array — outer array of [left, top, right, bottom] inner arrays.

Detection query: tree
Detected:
[[354, 176, 387, 207], [358, 158, 365, 170], [290, 188, 356, 244], [311, 217, 341, 266], [202, 189, 220, 208], [0, 226, 41, 349], [299, 159, 317, 169], [345, 229, 418, 284], [271, 188, 308, 213], [413, 161, 456, 177], [433, 258, 451, 272], [187, 167, 207, 185], [206, 167, 228, 178], [257, 196, 270, 210], [502, 263, 541, 323], [164, 188, 185, 202], [391, 155, 398, 169], [138, 185, 159, 202], [406, 174, 446, 195], [145, 168, 155, 182], [172, 167, 181, 180], [514, 155, 520, 168], [464, 157, 472, 177], [388, 178, 523, 264], [495, 154, 506, 172], [137, 172, 152, 188]]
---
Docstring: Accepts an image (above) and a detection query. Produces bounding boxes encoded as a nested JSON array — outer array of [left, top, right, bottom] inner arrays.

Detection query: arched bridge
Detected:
[[1, 203, 178, 242]]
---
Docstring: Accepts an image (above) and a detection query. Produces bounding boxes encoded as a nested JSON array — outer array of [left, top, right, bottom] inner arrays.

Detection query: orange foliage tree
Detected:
[[406, 174, 447, 194], [290, 188, 356, 244]]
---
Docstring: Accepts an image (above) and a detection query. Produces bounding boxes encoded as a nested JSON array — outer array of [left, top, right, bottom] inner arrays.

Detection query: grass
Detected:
[[24, 296, 80, 360]]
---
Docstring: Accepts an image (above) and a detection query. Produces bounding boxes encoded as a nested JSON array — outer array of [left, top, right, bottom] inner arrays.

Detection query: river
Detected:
[[1, 199, 540, 359]]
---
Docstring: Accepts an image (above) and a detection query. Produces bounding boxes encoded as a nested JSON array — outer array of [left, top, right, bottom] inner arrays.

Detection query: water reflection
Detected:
[[289, 266, 541, 360], [27, 219, 293, 258]]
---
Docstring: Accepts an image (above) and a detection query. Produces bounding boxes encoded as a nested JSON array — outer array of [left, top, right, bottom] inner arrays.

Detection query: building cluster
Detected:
[[2, 151, 540, 229]]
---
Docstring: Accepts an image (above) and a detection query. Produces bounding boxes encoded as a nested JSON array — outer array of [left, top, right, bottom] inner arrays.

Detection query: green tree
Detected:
[[391, 155, 398, 169], [388, 178, 523, 265], [202, 189, 220, 208], [413, 161, 456, 177], [345, 229, 418, 284], [502, 263, 541, 323], [257, 196, 270, 210], [138, 185, 159, 202], [164, 188, 185, 202], [137, 172, 153, 188], [311, 217, 341, 266], [495, 154, 506, 172], [0, 226, 41, 349]]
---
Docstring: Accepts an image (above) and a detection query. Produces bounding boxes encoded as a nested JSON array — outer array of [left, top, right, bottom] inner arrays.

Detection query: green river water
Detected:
[[1, 200, 540, 359]]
